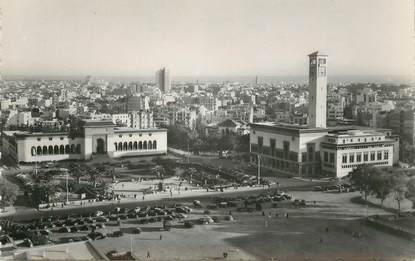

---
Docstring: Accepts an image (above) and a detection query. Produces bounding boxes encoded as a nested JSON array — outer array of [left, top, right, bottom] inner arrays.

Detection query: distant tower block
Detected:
[[308, 51, 328, 128]]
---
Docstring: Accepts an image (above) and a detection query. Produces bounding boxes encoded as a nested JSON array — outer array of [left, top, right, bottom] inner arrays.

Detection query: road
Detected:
[[5, 181, 328, 222]]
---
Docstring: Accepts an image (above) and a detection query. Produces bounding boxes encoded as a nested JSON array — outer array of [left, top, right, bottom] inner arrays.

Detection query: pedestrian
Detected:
[[228, 210, 232, 216], [313, 200, 316, 207], [143, 195, 145, 200], [147, 250, 150, 258], [268, 212, 272, 218], [262, 211, 265, 216], [326, 227, 329, 232], [223, 252, 228, 258], [286, 213, 289, 219], [160, 234, 162, 240]]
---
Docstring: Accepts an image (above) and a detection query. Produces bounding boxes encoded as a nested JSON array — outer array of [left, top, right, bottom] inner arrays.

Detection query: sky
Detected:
[[2, 0, 414, 78]]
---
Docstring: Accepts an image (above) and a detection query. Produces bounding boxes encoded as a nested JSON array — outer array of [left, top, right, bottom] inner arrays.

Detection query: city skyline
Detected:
[[2, 0, 413, 78]]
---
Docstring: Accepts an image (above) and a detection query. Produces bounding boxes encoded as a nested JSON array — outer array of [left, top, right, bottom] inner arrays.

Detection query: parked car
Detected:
[[193, 200, 202, 207], [79, 225, 89, 231], [132, 227, 142, 234], [88, 231, 106, 240], [174, 213, 187, 219], [184, 221, 194, 228], [113, 230, 123, 237], [293, 199, 306, 206], [96, 217, 109, 223], [58, 227, 71, 233], [39, 229, 52, 236]]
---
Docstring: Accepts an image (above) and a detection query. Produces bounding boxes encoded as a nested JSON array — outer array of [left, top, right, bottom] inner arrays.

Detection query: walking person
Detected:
[[160, 234, 162, 240], [147, 250, 151, 258]]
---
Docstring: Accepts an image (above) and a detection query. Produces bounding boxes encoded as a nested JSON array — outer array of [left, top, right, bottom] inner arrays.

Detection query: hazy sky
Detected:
[[2, 0, 413, 77]]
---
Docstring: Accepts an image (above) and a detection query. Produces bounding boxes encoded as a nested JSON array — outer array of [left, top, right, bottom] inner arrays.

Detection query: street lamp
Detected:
[[257, 154, 261, 185], [66, 171, 69, 204]]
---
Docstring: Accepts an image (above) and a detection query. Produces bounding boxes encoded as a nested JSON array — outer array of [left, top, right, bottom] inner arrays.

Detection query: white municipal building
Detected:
[[1, 120, 167, 163], [250, 52, 399, 178]]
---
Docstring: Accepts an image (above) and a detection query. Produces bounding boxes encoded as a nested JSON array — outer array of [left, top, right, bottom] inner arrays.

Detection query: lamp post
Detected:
[[257, 154, 261, 185], [66, 171, 69, 203]]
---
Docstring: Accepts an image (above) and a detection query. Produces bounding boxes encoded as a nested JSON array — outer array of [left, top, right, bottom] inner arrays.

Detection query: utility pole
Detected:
[[187, 139, 190, 164], [257, 154, 261, 185], [66, 171, 69, 203]]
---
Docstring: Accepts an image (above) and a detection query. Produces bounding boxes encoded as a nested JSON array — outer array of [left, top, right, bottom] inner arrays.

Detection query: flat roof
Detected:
[[114, 127, 167, 133], [82, 119, 115, 127], [250, 122, 392, 135]]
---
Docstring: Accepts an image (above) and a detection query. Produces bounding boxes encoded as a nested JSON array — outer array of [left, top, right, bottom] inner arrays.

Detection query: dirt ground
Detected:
[[90, 191, 415, 261]]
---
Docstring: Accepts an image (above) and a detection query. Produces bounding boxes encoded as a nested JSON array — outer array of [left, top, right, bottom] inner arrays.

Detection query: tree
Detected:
[[390, 173, 408, 215], [152, 157, 176, 178], [86, 167, 101, 188], [349, 165, 376, 202], [405, 178, 415, 209], [0, 179, 18, 211], [370, 171, 394, 206], [69, 163, 84, 184], [235, 134, 250, 156], [30, 184, 57, 208]]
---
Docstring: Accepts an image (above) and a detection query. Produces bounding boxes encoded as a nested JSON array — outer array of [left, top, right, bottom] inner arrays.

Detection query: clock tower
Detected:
[[308, 51, 328, 128]]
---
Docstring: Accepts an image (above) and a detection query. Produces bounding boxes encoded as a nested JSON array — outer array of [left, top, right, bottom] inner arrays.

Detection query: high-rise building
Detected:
[[308, 51, 328, 128], [156, 67, 171, 93]]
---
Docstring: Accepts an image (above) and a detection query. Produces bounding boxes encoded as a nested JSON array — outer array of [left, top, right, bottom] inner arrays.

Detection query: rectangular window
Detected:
[[364, 153, 369, 162], [377, 151, 382, 160], [342, 154, 347, 164], [356, 153, 362, 162], [349, 154, 354, 163], [370, 151, 375, 161], [307, 143, 315, 161], [37, 138, 41, 141], [384, 150, 389, 160], [258, 137, 264, 147], [49, 137, 53, 141], [329, 153, 334, 163], [270, 138, 276, 156], [324, 151, 328, 162], [283, 141, 290, 159]]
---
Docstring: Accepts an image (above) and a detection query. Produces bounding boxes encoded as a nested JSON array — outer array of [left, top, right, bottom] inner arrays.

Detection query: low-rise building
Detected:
[[1, 120, 167, 163]]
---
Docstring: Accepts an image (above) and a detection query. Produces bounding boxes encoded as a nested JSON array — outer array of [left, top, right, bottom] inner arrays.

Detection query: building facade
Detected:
[[1, 120, 167, 163], [156, 67, 171, 93], [249, 51, 398, 178], [320, 130, 396, 177]]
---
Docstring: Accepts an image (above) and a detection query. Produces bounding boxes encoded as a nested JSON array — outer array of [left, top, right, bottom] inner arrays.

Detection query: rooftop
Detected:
[[251, 122, 392, 135], [82, 119, 115, 127], [308, 51, 328, 57]]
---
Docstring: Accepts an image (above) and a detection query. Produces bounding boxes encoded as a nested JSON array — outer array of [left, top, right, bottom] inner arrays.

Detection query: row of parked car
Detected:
[[314, 183, 355, 192], [6, 204, 195, 246]]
